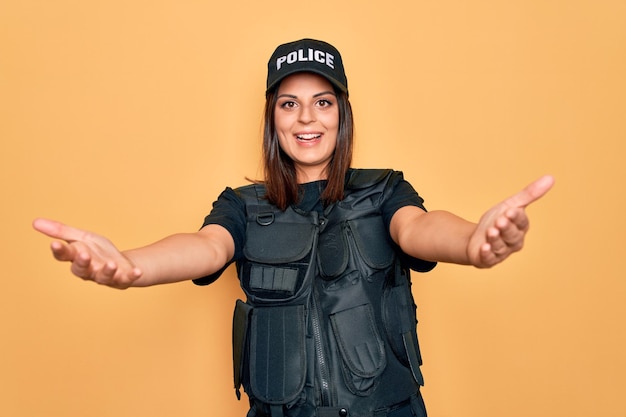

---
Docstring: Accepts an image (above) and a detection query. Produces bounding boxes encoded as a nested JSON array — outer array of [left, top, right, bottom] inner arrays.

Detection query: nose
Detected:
[[298, 105, 315, 124]]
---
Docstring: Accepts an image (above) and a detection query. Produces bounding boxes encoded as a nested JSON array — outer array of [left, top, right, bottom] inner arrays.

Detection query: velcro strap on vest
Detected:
[[249, 265, 298, 294], [316, 407, 348, 417]]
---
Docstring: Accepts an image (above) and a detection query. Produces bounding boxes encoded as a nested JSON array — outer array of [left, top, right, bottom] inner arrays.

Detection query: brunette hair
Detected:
[[262, 85, 354, 211]]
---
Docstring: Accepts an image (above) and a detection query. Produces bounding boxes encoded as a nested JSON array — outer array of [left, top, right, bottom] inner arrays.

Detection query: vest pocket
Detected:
[[381, 275, 424, 386], [233, 299, 252, 400], [317, 216, 394, 280], [317, 222, 348, 278], [242, 218, 316, 302], [244, 220, 316, 264], [249, 304, 307, 405], [329, 304, 386, 395], [348, 217, 394, 270]]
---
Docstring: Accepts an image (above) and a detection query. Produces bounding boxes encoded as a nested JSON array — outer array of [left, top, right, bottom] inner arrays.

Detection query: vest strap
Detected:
[[270, 404, 284, 417]]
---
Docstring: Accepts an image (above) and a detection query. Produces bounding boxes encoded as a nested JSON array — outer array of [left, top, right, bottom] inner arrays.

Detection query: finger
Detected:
[[101, 263, 142, 289], [50, 240, 79, 262], [498, 227, 524, 253], [93, 261, 119, 285], [102, 261, 118, 278], [503, 207, 529, 232], [485, 226, 507, 255], [478, 243, 501, 267], [33, 218, 89, 243], [70, 251, 94, 278], [504, 175, 555, 209], [494, 209, 526, 242]]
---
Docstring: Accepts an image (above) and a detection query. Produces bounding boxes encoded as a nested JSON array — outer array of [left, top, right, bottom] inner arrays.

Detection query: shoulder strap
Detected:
[[345, 169, 437, 273], [193, 184, 269, 286], [345, 168, 395, 190]]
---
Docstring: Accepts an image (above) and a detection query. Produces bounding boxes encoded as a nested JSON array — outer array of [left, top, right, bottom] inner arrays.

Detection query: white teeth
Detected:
[[297, 133, 321, 140]]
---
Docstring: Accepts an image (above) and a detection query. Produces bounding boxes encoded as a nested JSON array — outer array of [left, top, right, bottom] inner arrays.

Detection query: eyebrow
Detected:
[[277, 90, 336, 100]]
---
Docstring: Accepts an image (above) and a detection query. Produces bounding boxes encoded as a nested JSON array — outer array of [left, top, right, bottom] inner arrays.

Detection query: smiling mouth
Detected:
[[296, 133, 322, 142]]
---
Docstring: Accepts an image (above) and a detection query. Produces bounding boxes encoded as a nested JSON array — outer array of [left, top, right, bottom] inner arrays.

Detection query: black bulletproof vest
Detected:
[[231, 169, 435, 417]]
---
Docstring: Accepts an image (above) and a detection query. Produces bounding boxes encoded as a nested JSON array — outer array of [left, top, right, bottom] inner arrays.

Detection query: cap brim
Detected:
[[266, 68, 348, 95]]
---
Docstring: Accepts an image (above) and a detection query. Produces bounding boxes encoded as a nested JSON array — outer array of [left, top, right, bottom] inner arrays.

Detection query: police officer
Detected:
[[33, 39, 554, 417]]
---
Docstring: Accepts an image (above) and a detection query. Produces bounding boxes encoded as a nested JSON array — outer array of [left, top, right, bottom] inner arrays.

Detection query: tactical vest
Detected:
[[230, 169, 435, 417]]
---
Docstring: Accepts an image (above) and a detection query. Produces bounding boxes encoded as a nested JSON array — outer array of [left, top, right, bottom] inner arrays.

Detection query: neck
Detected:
[[296, 166, 328, 184]]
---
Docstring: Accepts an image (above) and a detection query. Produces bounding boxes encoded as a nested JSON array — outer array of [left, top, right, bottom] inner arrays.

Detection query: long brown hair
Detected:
[[262, 85, 354, 211]]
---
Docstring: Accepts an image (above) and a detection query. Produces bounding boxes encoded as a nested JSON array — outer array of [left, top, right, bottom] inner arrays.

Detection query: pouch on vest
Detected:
[[244, 209, 316, 265], [318, 216, 394, 279], [348, 217, 395, 272], [233, 299, 252, 400], [241, 203, 317, 303], [248, 304, 307, 406], [382, 267, 424, 386], [329, 303, 387, 395]]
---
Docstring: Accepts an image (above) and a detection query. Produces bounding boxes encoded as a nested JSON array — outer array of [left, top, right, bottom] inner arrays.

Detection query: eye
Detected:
[[279, 100, 297, 110], [316, 98, 334, 108]]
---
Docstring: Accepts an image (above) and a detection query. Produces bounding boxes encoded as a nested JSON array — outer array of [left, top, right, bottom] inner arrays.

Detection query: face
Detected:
[[274, 72, 339, 183]]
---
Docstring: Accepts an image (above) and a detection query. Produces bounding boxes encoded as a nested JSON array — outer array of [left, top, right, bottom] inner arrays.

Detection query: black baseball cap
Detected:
[[266, 38, 348, 96]]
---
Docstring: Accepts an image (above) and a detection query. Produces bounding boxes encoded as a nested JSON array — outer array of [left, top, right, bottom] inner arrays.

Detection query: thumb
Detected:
[[32, 218, 88, 242], [504, 175, 555, 209]]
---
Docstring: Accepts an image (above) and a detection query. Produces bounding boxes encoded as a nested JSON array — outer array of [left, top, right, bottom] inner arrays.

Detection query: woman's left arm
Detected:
[[390, 175, 555, 268]]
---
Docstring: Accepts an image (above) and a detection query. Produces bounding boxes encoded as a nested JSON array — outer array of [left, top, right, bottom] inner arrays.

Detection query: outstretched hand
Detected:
[[32, 218, 142, 289], [468, 175, 555, 268]]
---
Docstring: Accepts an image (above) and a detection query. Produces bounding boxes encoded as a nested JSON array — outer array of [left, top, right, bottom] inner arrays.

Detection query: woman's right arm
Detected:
[[32, 218, 234, 289]]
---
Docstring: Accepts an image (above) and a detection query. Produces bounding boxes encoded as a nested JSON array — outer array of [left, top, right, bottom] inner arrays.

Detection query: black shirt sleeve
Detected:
[[381, 177, 427, 231], [192, 187, 247, 286], [382, 173, 437, 273], [200, 187, 247, 262]]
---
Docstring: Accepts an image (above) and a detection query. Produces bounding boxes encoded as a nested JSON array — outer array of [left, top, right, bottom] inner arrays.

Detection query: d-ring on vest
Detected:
[[232, 169, 435, 417]]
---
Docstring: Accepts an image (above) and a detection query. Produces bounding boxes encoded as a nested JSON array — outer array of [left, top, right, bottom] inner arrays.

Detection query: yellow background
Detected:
[[2, 0, 625, 416]]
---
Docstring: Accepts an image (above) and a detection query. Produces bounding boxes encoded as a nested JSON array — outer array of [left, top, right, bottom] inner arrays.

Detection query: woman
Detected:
[[33, 39, 554, 417]]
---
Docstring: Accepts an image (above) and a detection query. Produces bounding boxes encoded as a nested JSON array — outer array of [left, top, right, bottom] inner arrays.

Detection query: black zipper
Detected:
[[311, 283, 332, 406]]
